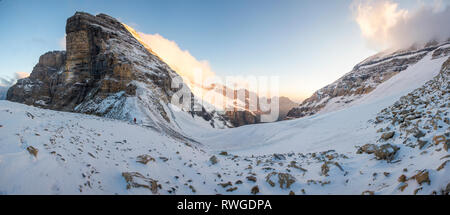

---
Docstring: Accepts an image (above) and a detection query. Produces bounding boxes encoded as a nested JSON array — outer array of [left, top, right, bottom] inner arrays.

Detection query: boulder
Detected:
[[374, 144, 399, 161], [413, 129, 426, 138], [321, 162, 330, 176], [443, 183, 450, 195], [381, 131, 395, 140], [122, 172, 159, 194], [209, 155, 218, 165], [136, 155, 155, 164], [226, 187, 238, 192], [418, 139, 428, 149], [398, 174, 407, 183], [265, 172, 277, 187], [433, 135, 446, 145], [399, 183, 408, 192], [437, 160, 449, 171], [251, 186, 259, 195], [246, 176, 257, 182], [357, 143, 399, 161], [26, 146, 38, 157], [413, 170, 430, 185], [356, 144, 377, 154], [277, 173, 296, 189], [361, 190, 375, 195], [219, 182, 232, 188], [273, 153, 286, 160]]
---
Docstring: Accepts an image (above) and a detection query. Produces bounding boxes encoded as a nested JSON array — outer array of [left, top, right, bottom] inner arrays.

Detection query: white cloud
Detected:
[[136, 32, 216, 86], [121, 23, 215, 88], [352, 0, 450, 50], [14, 72, 29, 80]]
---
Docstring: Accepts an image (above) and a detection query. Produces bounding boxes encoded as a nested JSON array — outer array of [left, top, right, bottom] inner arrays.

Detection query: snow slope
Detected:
[[195, 52, 447, 155], [0, 101, 225, 194], [315, 50, 447, 115], [1, 92, 448, 195], [287, 42, 450, 119]]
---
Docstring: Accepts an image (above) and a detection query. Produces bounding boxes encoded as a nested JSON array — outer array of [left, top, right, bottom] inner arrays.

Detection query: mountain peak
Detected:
[[7, 12, 230, 136]]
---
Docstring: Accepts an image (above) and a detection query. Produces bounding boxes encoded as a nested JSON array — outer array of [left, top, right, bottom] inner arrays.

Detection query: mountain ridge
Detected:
[[286, 41, 450, 119]]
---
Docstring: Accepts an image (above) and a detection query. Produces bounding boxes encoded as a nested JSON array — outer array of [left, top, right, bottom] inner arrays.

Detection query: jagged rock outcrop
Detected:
[[7, 12, 229, 133], [7, 51, 66, 106], [287, 42, 450, 119]]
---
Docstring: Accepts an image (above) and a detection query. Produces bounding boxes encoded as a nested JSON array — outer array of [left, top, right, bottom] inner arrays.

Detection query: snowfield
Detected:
[[0, 55, 449, 195], [196, 52, 447, 155]]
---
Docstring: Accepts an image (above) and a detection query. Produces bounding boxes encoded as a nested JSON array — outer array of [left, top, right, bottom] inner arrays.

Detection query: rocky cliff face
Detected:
[[287, 42, 450, 119], [7, 12, 229, 133]]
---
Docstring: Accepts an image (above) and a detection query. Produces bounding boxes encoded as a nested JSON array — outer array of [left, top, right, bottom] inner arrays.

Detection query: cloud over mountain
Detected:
[[136, 32, 216, 87], [352, 0, 450, 50]]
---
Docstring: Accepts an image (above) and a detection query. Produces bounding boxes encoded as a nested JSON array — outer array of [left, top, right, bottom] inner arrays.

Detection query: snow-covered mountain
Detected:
[[6, 12, 230, 137], [211, 86, 298, 126], [287, 41, 450, 119], [5, 12, 288, 130]]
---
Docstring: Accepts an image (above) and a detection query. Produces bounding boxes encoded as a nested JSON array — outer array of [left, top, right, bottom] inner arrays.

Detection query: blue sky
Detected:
[[0, 0, 445, 101]]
